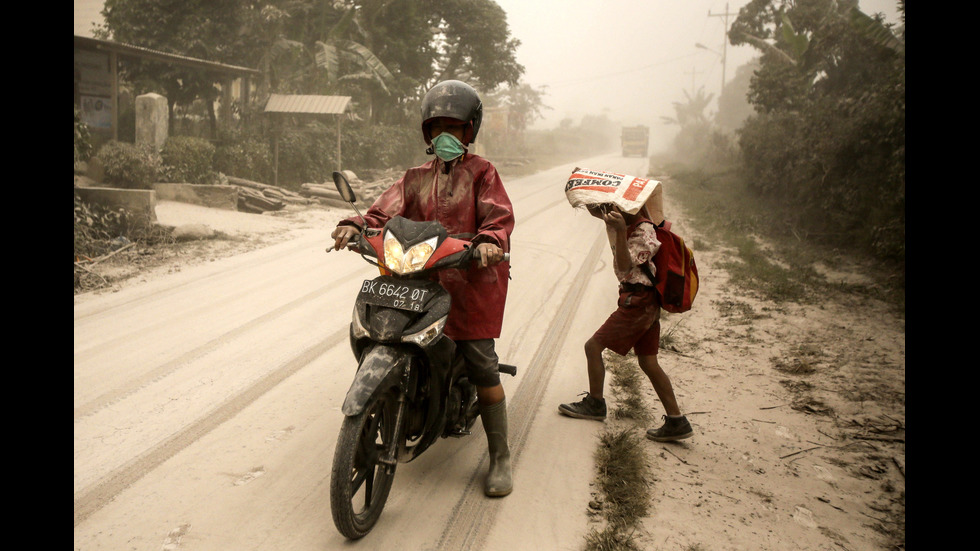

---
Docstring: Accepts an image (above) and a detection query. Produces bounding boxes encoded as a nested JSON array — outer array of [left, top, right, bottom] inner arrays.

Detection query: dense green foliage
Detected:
[[160, 136, 218, 185], [73, 192, 158, 257], [214, 134, 275, 185], [90, 0, 540, 183], [211, 121, 422, 188], [97, 0, 525, 128], [658, 160, 904, 307], [724, 0, 904, 265], [74, 191, 175, 292], [94, 141, 163, 189]]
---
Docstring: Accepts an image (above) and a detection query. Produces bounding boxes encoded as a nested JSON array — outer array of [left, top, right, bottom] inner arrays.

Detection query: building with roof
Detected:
[[74, 35, 261, 149]]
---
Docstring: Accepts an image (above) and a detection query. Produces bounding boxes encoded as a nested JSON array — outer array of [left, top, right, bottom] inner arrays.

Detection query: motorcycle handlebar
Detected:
[[327, 240, 510, 265]]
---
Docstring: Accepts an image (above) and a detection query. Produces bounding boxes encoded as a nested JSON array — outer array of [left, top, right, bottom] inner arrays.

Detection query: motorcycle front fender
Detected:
[[342, 344, 411, 416]]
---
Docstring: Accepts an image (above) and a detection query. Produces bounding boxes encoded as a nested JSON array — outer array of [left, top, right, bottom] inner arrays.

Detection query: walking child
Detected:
[[558, 202, 693, 441]]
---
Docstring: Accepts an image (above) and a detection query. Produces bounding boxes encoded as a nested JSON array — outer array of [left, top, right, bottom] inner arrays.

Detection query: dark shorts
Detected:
[[455, 339, 501, 387], [592, 286, 661, 356]]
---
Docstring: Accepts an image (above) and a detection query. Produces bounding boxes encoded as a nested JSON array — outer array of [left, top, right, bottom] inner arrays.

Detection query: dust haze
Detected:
[[491, 0, 902, 153]]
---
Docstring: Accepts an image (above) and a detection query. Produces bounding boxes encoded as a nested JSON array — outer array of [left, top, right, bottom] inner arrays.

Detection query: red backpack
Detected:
[[638, 220, 699, 313]]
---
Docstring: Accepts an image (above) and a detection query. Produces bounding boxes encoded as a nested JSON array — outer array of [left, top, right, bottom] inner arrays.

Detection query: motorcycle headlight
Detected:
[[402, 315, 447, 347], [383, 231, 438, 274]]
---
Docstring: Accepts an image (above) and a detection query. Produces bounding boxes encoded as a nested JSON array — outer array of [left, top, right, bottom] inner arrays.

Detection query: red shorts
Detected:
[[592, 286, 661, 356]]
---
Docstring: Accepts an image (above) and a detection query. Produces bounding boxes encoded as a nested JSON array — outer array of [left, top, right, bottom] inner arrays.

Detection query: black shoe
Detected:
[[646, 415, 693, 441], [558, 393, 607, 421]]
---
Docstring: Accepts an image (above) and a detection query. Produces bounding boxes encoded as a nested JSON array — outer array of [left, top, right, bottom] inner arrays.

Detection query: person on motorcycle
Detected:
[[331, 80, 516, 497]]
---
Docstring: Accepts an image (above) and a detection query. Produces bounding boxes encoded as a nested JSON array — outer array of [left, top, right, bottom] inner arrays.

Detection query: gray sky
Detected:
[[75, 0, 902, 149], [492, 0, 900, 146]]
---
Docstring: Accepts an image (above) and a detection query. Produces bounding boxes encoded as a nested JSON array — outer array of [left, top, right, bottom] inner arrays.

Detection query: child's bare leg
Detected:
[[637, 354, 681, 416], [585, 337, 606, 399]]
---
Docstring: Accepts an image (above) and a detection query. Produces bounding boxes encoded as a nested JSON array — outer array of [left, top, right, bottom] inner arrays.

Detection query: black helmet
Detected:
[[420, 80, 483, 145]]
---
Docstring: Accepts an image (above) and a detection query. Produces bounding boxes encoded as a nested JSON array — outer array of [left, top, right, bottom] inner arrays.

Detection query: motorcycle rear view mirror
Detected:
[[332, 170, 367, 228], [332, 171, 357, 203]]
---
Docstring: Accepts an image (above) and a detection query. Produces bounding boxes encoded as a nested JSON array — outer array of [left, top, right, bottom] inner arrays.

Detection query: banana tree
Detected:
[[660, 87, 715, 128], [311, 4, 395, 122], [253, 4, 394, 119]]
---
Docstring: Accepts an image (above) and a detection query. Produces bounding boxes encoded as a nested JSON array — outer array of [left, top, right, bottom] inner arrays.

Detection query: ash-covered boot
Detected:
[[480, 399, 513, 497]]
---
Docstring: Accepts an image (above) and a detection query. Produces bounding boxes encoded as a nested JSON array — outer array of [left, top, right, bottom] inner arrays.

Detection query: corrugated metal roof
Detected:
[[74, 35, 260, 76], [264, 94, 351, 115]]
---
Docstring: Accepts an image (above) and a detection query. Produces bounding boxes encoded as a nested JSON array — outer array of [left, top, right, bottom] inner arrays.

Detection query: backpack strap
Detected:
[[630, 216, 658, 286], [639, 260, 657, 286]]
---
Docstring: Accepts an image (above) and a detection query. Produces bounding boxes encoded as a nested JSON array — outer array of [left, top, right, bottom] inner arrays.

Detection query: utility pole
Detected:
[[708, 2, 737, 96], [685, 67, 704, 96]]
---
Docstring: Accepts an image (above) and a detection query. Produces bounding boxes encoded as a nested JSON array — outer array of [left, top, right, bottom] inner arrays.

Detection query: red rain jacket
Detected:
[[341, 154, 514, 340]]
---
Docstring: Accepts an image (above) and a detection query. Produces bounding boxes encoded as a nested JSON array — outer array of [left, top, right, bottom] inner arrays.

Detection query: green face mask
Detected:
[[431, 132, 466, 162]]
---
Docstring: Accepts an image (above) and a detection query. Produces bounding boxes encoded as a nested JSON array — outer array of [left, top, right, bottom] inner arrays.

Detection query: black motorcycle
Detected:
[[326, 172, 515, 539]]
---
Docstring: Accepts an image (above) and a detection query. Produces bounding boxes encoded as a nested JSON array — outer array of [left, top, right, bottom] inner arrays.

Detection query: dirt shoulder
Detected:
[[591, 194, 905, 550], [74, 200, 347, 299]]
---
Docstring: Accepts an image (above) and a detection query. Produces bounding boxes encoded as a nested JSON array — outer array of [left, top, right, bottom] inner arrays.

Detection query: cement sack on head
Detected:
[[564, 167, 664, 224]]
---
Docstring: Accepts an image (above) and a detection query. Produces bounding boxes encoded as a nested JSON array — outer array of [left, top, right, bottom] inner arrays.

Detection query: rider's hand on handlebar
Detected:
[[330, 225, 361, 252], [475, 243, 505, 268]]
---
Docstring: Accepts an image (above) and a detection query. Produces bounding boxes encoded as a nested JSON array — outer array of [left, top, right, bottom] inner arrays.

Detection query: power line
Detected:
[[707, 2, 738, 95]]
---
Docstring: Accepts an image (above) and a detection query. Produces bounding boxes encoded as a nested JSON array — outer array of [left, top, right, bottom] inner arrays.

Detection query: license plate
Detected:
[[358, 278, 434, 312]]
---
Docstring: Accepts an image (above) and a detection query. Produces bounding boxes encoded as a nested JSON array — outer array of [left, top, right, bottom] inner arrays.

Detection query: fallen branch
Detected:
[[708, 489, 740, 503], [816, 496, 846, 512], [892, 456, 905, 478], [75, 243, 135, 266], [226, 175, 273, 190], [662, 446, 691, 465], [817, 429, 841, 441], [780, 445, 823, 460], [663, 346, 695, 358], [852, 434, 905, 444], [860, 510, 902, 524], [73, 261, 109, 285]]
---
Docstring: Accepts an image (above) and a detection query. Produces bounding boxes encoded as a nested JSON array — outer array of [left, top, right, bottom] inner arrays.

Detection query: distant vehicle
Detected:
[[621, 125, 649, 157]]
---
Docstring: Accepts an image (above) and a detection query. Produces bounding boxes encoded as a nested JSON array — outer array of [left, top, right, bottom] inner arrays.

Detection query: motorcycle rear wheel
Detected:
[[330, 384, 401, 539]]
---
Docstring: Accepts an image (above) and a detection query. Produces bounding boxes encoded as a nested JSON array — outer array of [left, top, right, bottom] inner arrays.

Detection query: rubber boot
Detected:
[[480, 399, 513, 497]]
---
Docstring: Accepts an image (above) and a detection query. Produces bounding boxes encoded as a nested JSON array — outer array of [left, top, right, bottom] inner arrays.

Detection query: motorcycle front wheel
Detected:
[[330, 384, 402, 539]]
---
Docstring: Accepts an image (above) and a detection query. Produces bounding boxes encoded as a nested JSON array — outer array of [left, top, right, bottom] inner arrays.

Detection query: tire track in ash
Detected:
[[437, 230, 606, 550], [73, 251, 334, 364], [74, 235, 321, 321], [73, 278, 344, 420], [72, 327, 349, 527]]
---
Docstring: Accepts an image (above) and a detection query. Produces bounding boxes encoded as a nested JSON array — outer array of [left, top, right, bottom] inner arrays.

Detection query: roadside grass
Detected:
[[771, 342, 824, 375], [584, 323, 704, 549], [713, 298, 770, 325], [583, 352, 654, 551], [585, 425, 650, 551], [608, 353, 651, 422], [595, 427, 651, 524], [658, 315, 687, 352], [650, 158, 904, 313], [74, 219, 178, 294]]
